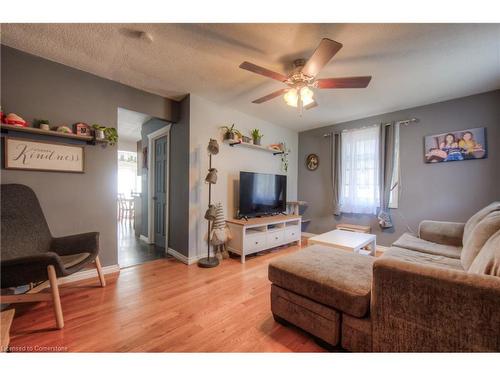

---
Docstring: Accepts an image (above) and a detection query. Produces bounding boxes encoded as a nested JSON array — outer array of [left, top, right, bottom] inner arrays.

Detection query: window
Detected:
[[340, 125, 380, 214], [118, 150, 141, 198]]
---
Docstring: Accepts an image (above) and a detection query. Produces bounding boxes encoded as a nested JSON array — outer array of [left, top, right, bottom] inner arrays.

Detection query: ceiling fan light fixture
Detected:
[[241, 38, 371, 113], [300, 86, 314, 106], [284, 89, 298, 107], [302, 96, 314, 107]]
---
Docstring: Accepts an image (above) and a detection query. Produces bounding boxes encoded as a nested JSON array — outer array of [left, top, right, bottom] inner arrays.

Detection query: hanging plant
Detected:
[[280, 142, 290, 173]]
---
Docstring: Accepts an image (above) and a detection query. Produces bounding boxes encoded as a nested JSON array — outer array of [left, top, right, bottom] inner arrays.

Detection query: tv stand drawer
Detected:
[[285, 227, 300, 242], [244, 233, 267, 252], [267, 231, 284, 247]]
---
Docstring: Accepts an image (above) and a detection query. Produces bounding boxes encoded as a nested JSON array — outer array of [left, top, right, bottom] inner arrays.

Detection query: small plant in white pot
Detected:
[[251, 128, 263, 146], [92, 124, 118, 145], [92, 124, 106, 140]]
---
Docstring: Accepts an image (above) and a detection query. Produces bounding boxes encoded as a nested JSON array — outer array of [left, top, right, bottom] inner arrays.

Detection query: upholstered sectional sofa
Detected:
[[268, 202, 500, 352]]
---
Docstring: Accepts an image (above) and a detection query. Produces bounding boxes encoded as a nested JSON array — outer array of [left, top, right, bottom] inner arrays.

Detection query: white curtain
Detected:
[[340, 125, 380, 214]]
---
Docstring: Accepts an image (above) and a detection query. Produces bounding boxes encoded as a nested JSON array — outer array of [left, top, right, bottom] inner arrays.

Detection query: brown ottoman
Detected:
[[271, 284, 341, 345], [268, 245, 374, 346]]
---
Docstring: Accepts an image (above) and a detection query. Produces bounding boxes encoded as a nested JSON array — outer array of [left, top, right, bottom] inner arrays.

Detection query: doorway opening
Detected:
[[117, 108, 171, 268]]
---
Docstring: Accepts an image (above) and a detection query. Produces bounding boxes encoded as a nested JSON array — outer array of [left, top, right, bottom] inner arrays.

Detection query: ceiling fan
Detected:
[[239, 38, 372, 113]]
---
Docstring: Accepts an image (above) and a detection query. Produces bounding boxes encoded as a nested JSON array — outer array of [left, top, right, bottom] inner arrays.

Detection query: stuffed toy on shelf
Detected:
[[4, 113, 27, 127]]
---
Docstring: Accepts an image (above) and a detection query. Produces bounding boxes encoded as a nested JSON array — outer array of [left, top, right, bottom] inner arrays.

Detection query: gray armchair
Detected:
[[1, 184, 106, 329]]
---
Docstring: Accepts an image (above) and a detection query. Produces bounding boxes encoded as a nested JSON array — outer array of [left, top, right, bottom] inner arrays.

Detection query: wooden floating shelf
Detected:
[[0, 124, 107, 145], [223, 139, 284, 155]]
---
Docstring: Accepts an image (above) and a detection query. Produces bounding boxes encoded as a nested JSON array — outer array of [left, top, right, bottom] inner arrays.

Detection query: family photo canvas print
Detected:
[[424, 127, 487, 163]]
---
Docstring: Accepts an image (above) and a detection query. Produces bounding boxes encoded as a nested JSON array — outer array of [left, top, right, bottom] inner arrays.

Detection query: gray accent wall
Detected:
[[1, 46, 181, 267], [298, 90, 500, 246]]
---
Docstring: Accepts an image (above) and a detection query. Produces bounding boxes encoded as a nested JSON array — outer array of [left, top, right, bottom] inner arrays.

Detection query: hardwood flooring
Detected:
[[8, 241, 327, 352]]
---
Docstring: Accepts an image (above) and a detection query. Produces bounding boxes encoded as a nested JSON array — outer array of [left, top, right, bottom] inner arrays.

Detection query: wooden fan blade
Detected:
[[304, 100, 318, 110], [252, 89, 288, 104], [316, 76, 372, 89], [302, 38, 343, 78], [239, 61, 288, 82]]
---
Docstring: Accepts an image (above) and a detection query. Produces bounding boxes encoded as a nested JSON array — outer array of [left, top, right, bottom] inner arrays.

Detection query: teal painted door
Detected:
[[154, 135, 168, 248]]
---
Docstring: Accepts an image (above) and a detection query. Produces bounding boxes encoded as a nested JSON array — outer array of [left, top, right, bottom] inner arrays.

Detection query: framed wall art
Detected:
[[424, 127, 487, 163], [4, 137, 85, 173], [306, 153, 319, 171]]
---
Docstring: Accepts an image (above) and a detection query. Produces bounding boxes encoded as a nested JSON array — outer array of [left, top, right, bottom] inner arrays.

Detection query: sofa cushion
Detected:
[[268, 245, 374, 318], [384, 246, 463, 271], [392, 233, 462, 259], [463, 202, 500, 246], [468, 229, 500, 277], [461, 211, 500, 270], [341, 314, 372, 352]]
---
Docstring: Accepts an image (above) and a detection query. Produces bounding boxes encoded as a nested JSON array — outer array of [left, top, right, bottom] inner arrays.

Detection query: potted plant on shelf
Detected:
[[221, 124, 241, 142], [251, 128, 263, 146], [92, 124, 118, 145], [33, 119, 51, 131]]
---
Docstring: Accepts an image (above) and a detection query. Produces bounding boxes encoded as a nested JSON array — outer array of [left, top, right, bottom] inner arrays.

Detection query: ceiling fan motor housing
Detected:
[[293, 58, 306, 69]]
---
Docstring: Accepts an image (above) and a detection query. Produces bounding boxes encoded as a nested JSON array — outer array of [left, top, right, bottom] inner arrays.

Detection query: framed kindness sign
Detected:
[[4, 137, 85, 173]]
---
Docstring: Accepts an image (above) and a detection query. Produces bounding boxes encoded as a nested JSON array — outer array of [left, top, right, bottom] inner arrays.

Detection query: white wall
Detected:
[[189, 95, 298, 260]]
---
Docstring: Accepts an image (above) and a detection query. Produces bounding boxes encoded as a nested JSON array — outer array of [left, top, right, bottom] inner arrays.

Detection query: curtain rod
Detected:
[[323, 118, 419, 137], [383, 118, 419, 127]]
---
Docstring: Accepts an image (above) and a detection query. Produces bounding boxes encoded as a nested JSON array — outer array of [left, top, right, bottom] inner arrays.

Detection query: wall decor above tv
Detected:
[[424, 127, 487, 163]]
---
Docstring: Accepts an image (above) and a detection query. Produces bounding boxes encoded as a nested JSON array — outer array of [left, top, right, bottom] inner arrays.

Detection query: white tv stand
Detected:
[[226, 214, 301, 263]]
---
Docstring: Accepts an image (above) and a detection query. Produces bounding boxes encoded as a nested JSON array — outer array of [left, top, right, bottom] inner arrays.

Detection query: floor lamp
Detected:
[[198, 139, 220, 268]]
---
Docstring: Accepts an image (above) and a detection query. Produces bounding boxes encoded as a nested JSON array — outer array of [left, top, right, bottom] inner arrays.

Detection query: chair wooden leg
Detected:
[[47, 265, 64, 329], [94, 256, 106, 287]]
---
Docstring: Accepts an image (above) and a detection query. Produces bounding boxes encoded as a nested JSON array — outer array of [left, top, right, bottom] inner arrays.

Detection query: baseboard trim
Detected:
[[58, 264, 120, 285], [167, 248, 204, 265], [139, 235, 151, 244]]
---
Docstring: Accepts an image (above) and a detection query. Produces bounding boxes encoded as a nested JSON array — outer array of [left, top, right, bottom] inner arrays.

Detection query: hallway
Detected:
[[117, 222, 171, 268]]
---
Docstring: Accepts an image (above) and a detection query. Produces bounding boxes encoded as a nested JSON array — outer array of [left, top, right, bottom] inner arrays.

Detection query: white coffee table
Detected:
[[308, 229, 377, 256]]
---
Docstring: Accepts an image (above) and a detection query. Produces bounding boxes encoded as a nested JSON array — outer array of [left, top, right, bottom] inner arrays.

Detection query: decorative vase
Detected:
[[40, 123, 50, 131], [253, 137, 261, 146]]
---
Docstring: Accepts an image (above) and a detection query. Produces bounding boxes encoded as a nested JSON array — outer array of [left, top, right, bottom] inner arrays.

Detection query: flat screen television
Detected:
[[239, 171, 287, 218]]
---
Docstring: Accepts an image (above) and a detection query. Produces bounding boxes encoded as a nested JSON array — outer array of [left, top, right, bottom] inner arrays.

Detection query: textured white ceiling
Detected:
[[117, 107, 151, 143], [2, 23, 499, 131]]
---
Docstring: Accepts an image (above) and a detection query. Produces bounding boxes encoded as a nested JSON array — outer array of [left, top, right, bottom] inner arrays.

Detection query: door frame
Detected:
[[147, 125, 171, 246]]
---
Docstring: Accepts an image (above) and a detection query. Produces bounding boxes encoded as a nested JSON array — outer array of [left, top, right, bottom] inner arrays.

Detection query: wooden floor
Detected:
[[8, 241, 327, 352]]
